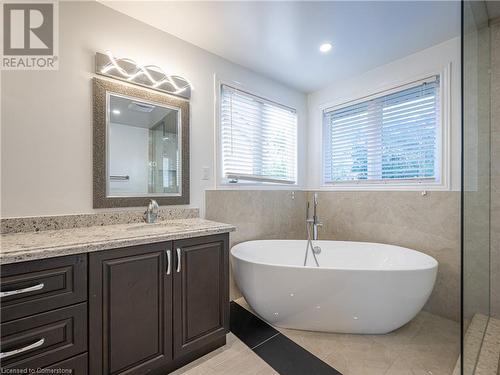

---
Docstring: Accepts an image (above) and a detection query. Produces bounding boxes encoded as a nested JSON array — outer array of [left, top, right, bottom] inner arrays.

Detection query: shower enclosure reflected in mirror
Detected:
[[93, 78, 189, 208], [108, 94, 181, 196]]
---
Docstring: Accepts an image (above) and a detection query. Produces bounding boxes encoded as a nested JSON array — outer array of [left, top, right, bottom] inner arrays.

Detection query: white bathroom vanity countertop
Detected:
[[0, 218, 235, 265]]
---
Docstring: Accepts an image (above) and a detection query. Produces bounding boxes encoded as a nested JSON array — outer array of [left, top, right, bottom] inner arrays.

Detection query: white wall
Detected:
[[306, 37, 462, 191], [0, 1, 307, 218], [108, 123, 149, 195]]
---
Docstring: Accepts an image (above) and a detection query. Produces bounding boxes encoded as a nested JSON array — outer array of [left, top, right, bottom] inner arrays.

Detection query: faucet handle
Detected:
[[148, 199, 159, 212]]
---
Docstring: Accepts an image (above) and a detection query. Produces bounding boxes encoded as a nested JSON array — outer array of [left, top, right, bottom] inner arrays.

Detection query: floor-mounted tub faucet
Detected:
[[304, 193, 322, 267], [143, 199, 159, 223], [307, 193, 323, 241]]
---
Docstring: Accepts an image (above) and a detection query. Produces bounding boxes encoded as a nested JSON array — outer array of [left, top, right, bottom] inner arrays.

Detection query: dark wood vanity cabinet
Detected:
[[0, 233, 230, 375], [88, 241, 173, 375], [0, 255, 88, 372], [89, 233, 229, 374], [173, 235, 229, 359]]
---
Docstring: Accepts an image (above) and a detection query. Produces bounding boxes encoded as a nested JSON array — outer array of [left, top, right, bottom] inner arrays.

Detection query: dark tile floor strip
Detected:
[[230, 301, 279, 348], [230, 301, 342, 375]]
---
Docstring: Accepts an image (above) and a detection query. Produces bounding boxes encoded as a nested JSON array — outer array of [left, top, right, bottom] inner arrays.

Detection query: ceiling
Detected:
[[109, 95, 177, 132], [102, 1, 461, 94]]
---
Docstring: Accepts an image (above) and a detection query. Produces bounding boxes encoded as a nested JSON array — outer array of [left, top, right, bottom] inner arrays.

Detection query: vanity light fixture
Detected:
[[95, 51, 192, 100], [319, 43, 332, 53], [112, 109, 121, 115]]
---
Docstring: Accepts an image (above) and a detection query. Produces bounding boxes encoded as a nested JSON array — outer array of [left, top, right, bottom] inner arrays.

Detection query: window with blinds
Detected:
[[220, 85, 297, 184], [323, 76, 440, 184]]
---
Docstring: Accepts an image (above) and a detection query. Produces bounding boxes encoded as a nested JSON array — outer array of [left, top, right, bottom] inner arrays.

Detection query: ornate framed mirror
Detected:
[[93, 78, 189, 208]]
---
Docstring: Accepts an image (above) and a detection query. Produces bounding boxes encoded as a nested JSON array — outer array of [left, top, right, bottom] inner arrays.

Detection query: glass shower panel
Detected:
[[148, 111, 181, 195], [462, 1, 491, 374]]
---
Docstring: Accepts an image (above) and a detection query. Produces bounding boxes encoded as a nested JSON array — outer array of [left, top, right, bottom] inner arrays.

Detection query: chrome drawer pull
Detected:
[[166, 250, 171, 275], [0, 283, 44, 298], [0, 338, 45, 359], [176, 248, 182, 273]]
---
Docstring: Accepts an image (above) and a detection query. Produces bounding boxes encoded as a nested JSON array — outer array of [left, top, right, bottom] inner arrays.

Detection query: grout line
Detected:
[[250, 332, 281, 350]]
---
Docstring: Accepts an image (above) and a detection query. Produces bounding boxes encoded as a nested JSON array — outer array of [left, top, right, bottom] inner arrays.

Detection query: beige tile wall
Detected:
[[206, 190, 460, 321], [490, 19, 500, 319], [205, 190, 307, 300]]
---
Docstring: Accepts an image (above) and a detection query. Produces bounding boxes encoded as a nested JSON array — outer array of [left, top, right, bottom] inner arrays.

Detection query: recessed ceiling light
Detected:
[[112, 109, 121, 115], [319, 43, 332, 53]]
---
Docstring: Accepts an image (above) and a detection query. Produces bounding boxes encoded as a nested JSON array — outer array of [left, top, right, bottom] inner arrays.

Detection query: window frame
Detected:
[[215, 78, 299, 189], [319, 65, 451, 191]]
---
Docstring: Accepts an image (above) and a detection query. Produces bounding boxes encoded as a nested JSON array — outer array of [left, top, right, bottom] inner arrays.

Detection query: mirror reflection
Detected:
[[107, 93, 181, 197]]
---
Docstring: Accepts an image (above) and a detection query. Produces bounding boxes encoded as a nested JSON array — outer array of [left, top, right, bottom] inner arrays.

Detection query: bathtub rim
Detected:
[[231, 239, 438, 272]]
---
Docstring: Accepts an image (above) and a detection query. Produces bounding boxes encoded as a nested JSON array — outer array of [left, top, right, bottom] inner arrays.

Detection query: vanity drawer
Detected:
[[0, 255, 87, 322], [45, 353, 88, 374], [0, 303, 87, 371]]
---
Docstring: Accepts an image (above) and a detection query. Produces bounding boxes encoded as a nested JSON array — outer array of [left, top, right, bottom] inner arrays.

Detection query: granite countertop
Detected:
[[0, 218, 235, 265]]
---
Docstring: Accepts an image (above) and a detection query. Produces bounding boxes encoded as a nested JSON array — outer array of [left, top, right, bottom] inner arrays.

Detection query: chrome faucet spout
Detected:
[[143, 199, 159, 224]]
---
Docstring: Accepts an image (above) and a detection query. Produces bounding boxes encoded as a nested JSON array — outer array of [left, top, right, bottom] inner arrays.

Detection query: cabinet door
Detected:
[[89, 242, 173, 375], [172, 234, 229, 359]]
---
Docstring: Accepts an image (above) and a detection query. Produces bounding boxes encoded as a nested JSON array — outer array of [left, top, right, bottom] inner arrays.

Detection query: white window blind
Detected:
[[323, 76, 440, 184], [220, 85, 297, 184]]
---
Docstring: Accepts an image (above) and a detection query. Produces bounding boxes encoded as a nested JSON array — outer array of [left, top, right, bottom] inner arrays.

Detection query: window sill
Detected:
[[318, 182, 450, 191], [215, 183, 301, 191]]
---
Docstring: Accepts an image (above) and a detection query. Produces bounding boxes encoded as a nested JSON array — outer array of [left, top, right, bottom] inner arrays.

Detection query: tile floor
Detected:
[[456, 314, 489, 375], [170, 333, 277, 375], [237, 298, 460, 375], [172, 298, 460, 375], [277, 312, 460, 375], [474, 316, 500, 374], [229, 301, 340, 374]]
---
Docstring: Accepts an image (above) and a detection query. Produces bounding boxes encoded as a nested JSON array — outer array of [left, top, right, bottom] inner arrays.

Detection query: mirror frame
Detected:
[[93, 77, 190, 208]]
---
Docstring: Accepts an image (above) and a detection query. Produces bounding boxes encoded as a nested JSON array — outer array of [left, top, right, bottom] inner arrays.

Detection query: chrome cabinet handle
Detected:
[[176, 248, 182, 273], [0, 338, 45, 359], [166, 250, 171, 275], [0, 283, 44, 298]]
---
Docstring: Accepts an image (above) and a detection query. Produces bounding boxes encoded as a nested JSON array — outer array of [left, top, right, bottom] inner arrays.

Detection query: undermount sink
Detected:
[[125, 222, 183, 231]]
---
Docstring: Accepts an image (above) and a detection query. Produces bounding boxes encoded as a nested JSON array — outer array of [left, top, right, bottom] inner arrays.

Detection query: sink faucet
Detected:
[[143, 199, 159, 224], [307, 193, 323, 240]]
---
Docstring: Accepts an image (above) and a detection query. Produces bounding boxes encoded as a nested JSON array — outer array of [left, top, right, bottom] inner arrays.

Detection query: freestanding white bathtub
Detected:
[[231, 240, 438, 334]]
